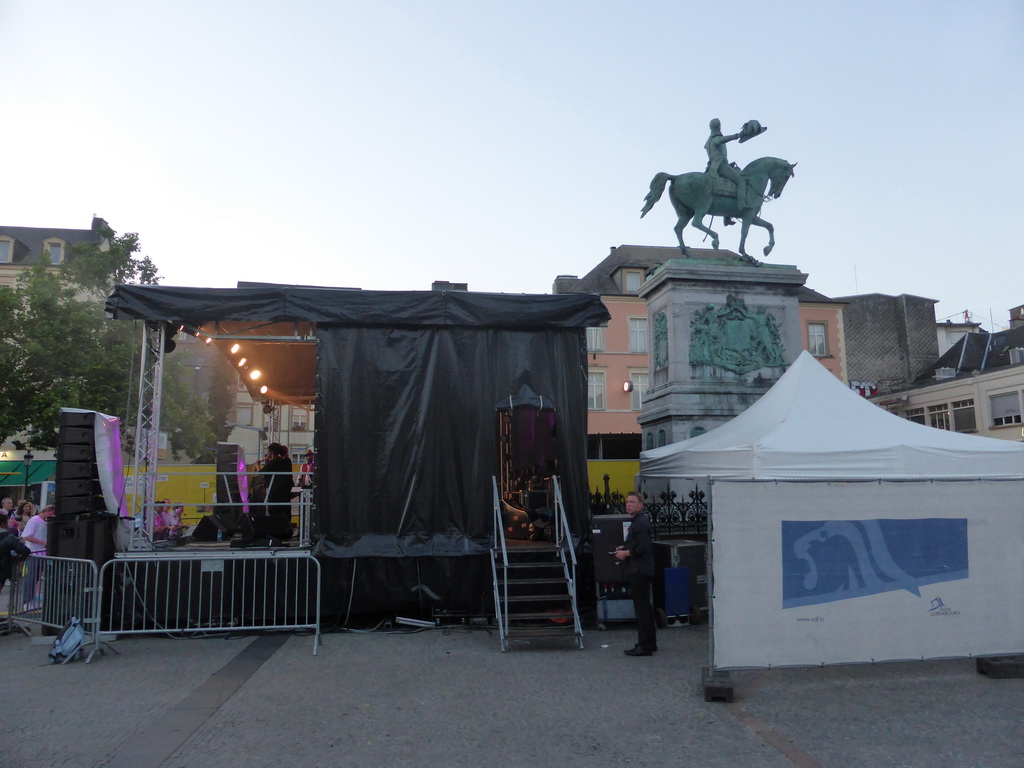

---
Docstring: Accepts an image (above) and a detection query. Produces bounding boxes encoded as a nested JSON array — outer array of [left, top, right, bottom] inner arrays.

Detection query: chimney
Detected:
[[1009, 305, 1024, 329], [431, 281, 468, 292]]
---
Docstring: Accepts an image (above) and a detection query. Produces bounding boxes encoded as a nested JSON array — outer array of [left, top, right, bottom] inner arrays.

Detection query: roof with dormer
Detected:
[[552, 244, 839, 303], [0, 217, 108, 264]]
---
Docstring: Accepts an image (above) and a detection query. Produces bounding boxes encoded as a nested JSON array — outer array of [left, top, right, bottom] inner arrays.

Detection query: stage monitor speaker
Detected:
[[56, 410, 104, 516], [192, 513, 239, 542], [249, 514, 293, 541], [215, 442, 248, 517]]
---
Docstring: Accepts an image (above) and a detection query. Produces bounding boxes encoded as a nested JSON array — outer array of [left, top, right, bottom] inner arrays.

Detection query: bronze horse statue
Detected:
[[640, 156, 797, 262]]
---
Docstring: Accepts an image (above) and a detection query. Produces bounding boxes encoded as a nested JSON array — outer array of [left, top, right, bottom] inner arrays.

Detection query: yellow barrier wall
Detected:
[[586, 460, 639, 500], [123, 463, 296, 526]]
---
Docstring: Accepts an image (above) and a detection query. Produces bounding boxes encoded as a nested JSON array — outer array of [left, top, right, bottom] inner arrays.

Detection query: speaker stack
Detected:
[[55, 410, 105, 516], [50, 409, 117, 564]]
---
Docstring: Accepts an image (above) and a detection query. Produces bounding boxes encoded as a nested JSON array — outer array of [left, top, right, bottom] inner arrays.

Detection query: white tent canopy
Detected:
[[641, 351, 1024, 480]]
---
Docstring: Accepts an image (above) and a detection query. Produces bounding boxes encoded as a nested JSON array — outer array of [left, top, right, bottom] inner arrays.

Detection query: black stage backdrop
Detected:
[[315, 325, 590, 556], [315, 325, 593, 616]]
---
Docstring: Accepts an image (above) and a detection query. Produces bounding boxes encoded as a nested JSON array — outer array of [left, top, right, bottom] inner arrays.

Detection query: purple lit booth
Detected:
[[105, 284, 609, 618]]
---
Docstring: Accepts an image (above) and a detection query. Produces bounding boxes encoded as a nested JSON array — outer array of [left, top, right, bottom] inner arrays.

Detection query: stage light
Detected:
[[204, 336, 213, 345], [260, 385, 268, 394], [230, 343, 241, 354], [237, 357, 247, 367], [623, 381, 634, 392], [249, 370, 261, 380]]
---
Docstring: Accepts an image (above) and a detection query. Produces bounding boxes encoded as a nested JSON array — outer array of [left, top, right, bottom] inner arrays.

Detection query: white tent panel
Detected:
[[641, 351, 1024, 480], [711, 480, 1024, 669]]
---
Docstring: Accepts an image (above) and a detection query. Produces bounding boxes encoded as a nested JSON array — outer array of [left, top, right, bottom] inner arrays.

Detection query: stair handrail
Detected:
[[491, 475, 509, 646], [551, 475, 577, 569], [551, 475, 584, 648]]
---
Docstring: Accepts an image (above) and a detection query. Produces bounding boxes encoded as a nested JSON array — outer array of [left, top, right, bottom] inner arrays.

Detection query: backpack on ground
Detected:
[[49, 617, 87, 664]]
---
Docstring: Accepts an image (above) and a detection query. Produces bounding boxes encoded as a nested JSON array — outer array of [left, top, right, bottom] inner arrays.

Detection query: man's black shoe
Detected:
[[624, 646, 653, 656]]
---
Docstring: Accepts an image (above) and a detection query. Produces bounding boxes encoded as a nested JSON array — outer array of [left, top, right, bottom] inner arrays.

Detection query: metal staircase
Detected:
[[490, 476, 583, 651]]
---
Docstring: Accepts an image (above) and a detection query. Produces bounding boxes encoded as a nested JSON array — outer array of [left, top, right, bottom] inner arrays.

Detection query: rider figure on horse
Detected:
[[704, 118, 766, 210]]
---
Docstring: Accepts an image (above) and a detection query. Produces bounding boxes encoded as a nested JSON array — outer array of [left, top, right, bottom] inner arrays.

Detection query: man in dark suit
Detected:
[[614, 491, 657, 656], [260, 443, 295, 530]]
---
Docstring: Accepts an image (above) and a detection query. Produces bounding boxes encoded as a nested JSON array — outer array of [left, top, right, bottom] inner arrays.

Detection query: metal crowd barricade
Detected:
[[5, 554, 117, 663], [98, 549, 321, 654]]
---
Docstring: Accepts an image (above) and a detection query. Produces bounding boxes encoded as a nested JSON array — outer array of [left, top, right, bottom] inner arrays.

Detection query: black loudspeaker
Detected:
[[192, 513, 239, 542], [215, 443, 248, 518], [47, 515, 117, 564], [250, 514, 293, 540], [56, 410, 105, 516]]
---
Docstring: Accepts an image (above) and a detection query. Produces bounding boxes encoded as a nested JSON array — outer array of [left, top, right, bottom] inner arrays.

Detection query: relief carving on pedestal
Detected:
[[689, 294, 785, 374]]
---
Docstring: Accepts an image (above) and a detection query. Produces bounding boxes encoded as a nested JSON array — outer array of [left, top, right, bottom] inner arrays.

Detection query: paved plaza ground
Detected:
[[3, 616, 1022, 768]]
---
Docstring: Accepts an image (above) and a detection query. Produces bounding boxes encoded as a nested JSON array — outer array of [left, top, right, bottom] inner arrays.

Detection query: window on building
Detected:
[[628, 318, 648, 353], [0, 239, 11, 263], [623, 270, 642, 292], [44, 240, 64, 265], [630, 372, 648, 410], [990, 392, 1022, 427], [657, 429, 666, 447], [587, 372, 606, 410], [236, 404, 253, 426], [586, 327, 604, 352], [927, 404, 950, 430], [292, 408, 308, 431], [645, 432, 654, 450], [807, 322, 828, 356], [587, 434, 642, 460], [951, 399, 977, 432], [904, 407, 925, 424]]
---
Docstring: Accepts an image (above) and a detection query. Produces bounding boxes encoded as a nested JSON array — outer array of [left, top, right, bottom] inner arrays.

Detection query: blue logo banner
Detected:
[[782, 518, 968, 609]]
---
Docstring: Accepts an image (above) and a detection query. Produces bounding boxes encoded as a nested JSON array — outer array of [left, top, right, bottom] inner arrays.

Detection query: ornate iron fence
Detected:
[[590, 483, 708, 538]]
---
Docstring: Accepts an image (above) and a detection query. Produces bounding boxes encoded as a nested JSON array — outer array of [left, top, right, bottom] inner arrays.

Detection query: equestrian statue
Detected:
[[641, 118, 797, 264]]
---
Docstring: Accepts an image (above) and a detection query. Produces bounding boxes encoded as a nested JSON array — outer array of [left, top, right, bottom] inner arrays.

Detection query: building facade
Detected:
[[835, 293, 939, 397], [0, 216, 110, 288], [875, 305, 1024, 443]]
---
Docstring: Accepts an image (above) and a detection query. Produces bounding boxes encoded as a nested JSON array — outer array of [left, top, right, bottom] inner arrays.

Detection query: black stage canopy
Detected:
[[107, 283, 610, 615]]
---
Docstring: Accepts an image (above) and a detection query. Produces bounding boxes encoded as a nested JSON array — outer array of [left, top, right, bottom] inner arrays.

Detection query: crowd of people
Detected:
[[1, 495, 52, 609]]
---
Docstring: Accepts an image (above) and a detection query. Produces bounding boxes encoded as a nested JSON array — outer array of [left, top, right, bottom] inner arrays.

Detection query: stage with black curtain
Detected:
[[315, 324, 595, 615], [104, 284, 610, 618]]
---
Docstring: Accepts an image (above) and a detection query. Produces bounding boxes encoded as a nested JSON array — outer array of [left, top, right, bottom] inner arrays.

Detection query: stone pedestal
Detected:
[[638, 254, 808, 448]]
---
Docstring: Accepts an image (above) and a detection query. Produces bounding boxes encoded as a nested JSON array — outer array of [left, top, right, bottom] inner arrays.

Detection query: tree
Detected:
[[62, 226, 159, 298], [0, 226, 230, 460]]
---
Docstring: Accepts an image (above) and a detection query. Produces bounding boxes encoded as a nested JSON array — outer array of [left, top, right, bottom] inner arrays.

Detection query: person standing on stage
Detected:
[[298, 448, 315, 490], [614, 491, 657, 656], [260, 443, 295, 523]]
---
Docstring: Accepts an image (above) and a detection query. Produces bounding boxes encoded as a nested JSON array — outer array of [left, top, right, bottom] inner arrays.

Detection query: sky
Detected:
[[2, 1, 1023, 329]]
